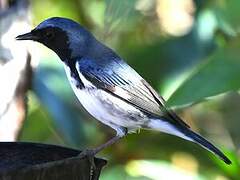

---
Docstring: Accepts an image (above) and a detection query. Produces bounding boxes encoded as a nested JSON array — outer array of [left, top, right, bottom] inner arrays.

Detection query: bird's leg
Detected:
[[78, 136, 125, 170], [92, 135, 123, 154], [78, 127, 127, 169]]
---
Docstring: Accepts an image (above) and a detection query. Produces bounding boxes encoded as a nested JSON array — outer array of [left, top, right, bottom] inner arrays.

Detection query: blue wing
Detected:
[[76, 57, 190, 128], [75, 57, 231, 165]]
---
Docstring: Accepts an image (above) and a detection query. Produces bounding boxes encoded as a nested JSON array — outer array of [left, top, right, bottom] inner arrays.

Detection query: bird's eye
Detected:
[[46, 31, 54, 39]]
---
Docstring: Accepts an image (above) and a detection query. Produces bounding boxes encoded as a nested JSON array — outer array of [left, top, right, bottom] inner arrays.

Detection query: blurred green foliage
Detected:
[[17, 0, 240, 179]]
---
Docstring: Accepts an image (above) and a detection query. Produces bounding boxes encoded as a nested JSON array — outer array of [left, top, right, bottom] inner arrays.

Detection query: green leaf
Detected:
[[167, 38, 240, 107], [33, 66, 87, 147], [19, 94, 58, 143], [104, 0, 139, 32], [214, 0, 240, 35], [32, 0, 80, 24]]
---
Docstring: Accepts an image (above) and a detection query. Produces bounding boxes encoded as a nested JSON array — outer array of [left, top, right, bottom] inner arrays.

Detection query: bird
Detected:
[[16, 17, 231, 165]]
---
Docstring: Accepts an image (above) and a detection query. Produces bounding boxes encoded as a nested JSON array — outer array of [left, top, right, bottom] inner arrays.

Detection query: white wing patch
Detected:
[[63, 64, 148, 133], [114, 86, 131, 100], [64, 63, 191, 141]]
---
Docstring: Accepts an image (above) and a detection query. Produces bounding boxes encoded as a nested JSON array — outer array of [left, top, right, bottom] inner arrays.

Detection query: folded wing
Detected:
[[76, 57, 190, 128]]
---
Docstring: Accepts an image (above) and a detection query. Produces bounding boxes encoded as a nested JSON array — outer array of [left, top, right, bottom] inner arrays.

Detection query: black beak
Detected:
[[15, 31, 39, 41]]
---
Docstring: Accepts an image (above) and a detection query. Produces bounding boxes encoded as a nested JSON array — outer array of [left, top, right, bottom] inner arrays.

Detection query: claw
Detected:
[[77, 133, 126, 174]]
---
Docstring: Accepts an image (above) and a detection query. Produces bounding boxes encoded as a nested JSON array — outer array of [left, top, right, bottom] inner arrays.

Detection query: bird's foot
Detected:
[[78, 149, 97, 170], [77, 133, 126, 171]]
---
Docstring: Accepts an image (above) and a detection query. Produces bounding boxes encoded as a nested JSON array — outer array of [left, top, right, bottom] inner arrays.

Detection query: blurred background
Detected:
[[0, 0, 240, 179]]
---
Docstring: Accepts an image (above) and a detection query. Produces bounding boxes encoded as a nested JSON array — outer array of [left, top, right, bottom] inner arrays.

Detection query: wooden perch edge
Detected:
[[0, 142, 107, 180]]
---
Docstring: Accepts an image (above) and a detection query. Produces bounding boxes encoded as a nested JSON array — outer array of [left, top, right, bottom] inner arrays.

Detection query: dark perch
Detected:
[[0, 142, 107, 180]]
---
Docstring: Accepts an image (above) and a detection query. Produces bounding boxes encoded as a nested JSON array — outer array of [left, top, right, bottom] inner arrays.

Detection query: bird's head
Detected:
[[16, 17, 92, 61]]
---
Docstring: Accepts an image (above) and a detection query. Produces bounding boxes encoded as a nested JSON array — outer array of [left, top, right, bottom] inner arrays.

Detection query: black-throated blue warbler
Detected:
[[16, 17, 231, 164]]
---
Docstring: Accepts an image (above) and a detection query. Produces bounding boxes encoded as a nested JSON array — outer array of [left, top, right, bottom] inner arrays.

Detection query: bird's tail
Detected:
[[148, 119, 231, 165]]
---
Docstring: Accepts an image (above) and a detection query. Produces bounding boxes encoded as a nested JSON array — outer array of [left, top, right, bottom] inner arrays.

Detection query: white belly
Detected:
[[64, 65, 148, 133]]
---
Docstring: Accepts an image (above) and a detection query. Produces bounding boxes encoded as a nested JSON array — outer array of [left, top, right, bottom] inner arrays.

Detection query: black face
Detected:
[[16, 27, 71, 61]]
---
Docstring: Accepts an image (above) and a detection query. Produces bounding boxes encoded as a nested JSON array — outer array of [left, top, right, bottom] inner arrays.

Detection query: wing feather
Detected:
[[76, 58, 190, 128]]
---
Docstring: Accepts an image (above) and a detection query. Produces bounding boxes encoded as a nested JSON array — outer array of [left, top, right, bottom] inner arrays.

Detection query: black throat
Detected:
[[66, 58, 85, 89], [41, 28, 85, 89], [40, 27, 72, 61]]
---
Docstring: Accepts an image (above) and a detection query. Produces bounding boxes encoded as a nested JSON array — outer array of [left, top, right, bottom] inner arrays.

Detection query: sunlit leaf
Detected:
[[32, 0, 80, 24], [101, 165, 132, 180], [126, 160, 203, 180]]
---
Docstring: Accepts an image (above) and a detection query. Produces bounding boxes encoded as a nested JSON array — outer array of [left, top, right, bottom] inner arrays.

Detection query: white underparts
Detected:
[[63, 64, 193, 142], [148, 119, 192, 141]]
